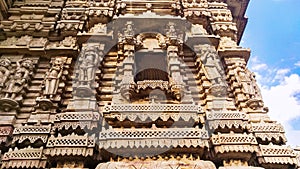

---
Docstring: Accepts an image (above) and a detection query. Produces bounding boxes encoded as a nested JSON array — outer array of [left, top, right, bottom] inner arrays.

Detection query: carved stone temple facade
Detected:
[[0, 0, 299, 169]]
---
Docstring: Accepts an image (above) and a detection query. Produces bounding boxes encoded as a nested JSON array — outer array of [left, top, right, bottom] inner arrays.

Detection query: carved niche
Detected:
[[0, 58, 34, 111], [37, 57, 68, 110]]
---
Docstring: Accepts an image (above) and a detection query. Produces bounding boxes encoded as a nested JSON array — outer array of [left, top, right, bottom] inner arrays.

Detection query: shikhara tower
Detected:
[[0, 0, 299, 168]]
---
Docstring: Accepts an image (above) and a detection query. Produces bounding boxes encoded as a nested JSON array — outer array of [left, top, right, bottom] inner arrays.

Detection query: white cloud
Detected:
[[260, 73, 300, 147], [273, 68, 290, 82], [251, 63, 268, 71], [248, 56, 300, 146], [295, 61, 300, 67]]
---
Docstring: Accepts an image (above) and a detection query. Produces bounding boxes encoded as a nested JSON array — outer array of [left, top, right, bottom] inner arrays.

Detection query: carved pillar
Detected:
[[165, 22, 185, 101], [117, 21, 136, 102], [167, 46, 184, 100]]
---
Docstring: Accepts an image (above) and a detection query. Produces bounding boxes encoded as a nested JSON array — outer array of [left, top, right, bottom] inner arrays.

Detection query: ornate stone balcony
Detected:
[[98, 127, 209, 155], [1, 147, 47, 169], [12, 124, 51, 144], [206, 111, 248, 130], [257, 144, 298, 168], [96, 157, 216, 169], [249, 122, 286, 143], [45, 133, 95, 157], [211, 132, 258, 161], [53, 111, 101, 131], [103, 103, 202, 122]]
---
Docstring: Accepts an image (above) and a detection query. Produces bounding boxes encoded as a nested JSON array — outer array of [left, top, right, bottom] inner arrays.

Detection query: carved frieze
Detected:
[[45, 133, 95, 157], [104, 103, 201, 122], [206, 111, 248, 130], [1, 147, 47, 169], [211, 132, 258, 159], [53, 111, 101, 131], [96, 157, 216, 169], [12, 125, 51, 144], [257, 144, 298, 167]]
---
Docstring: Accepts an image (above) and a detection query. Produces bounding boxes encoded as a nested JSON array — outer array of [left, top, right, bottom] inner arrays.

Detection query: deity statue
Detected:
[[235, 64, 255, 99], [124, 22, 134, 38], [77, 46, 101, 87], [249, 71, 263, 100], [4, 59, 33, 99], [0, 58, 11, 91], [166, 23, 177, 38], [43, 57, 65, 98], [201, 48, 223, 85]]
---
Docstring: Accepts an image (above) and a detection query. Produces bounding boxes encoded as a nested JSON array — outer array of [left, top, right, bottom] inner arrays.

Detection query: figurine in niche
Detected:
[[0, 58, 11, 91], [236, 65, 255, 99], [124, 22, 134, 38], [43, 58, 65, 99], [149, 89, 166, 104], [200, 46, 227, 96], [166, 23, 177, 38], [77, 46, 101, 88], [121, 22, 135, 44], [244, 68, 264, 109], [250, 71, 263, 100], [4, 59, 33, 99], [202, 52, 222, 85]]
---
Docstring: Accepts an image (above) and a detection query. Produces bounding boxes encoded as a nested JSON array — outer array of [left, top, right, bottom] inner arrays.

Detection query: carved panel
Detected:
[[1, 147, 47, 169], [45, 133, 95, 157]]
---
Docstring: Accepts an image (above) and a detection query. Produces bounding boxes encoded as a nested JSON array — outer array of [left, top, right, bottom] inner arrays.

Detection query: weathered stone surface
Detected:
[[0, 0, 298, 168]]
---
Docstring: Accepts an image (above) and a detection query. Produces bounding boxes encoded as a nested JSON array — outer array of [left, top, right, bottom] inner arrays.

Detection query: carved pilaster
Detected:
[[225, 59, 264, 112], [74, 43, 104, 97]]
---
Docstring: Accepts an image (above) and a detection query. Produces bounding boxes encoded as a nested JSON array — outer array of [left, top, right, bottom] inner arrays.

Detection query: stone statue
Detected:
[[166, 23, 177, 38], [201, 48, 222, 84], [197, 45, 227, 97], [77, 46, 101, 88], [239, 70, 254, 97], [250, 71, 263, 99], [0, 58, 11, 91], [235, 65, 255, 99], [44, 57, 65, 98], [124, 22, 134, 38], [4, 59, 33, 99]]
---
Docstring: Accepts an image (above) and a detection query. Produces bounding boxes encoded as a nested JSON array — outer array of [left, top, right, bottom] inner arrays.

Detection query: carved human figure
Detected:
[[202, 51, 222, 85], [249, 70, 262, 99], [124, 22, 134, 38], [236, 66, 255, 98], [78, 46, 101, 87], [0, 58, 11, 90], [166, 23, 177, 38], [44, 58, 64, 98], [4, 59, 33, 99]]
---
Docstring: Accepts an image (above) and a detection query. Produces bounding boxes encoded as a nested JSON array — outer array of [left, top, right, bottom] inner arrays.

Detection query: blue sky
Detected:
[[241, 0, 300, 146]]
